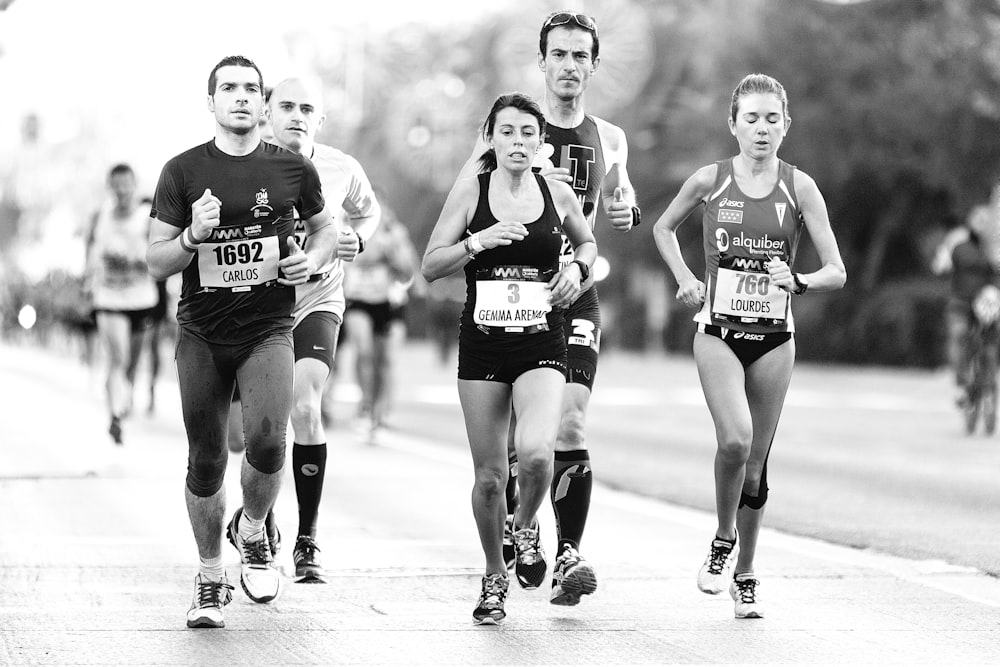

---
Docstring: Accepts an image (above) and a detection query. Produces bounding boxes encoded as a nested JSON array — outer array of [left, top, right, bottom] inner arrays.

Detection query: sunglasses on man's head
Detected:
[[542, 12, 598, 34]]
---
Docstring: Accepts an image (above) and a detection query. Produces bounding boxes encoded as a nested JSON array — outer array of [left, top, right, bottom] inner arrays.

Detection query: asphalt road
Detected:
[[1, 337, 998, 665], [367, 341, 1000, 577]]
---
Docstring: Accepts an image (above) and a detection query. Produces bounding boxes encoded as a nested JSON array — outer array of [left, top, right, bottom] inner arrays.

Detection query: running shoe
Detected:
[[108, 416, 123, 446], [472, 573, 509, 625], [265, 509, 281, 557], [513, 519, 547, 590], [549, 546, 597, 606], [502, 514, 516, 571], [730, 572, 764, 619], [293, 535, 326, 584], [697, 534, 738, 595], [226, 507, 281, 603], [186, 573, 233, 629]]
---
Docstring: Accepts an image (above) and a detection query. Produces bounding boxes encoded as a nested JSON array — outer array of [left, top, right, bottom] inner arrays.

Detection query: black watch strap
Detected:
[[572, 259, 590, 281], [631, 205, 642, 227]]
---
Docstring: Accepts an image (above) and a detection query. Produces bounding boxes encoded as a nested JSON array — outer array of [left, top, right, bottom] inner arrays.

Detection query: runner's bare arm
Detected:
[[792, 170, 847, 292], [652, 164, 717, 306]]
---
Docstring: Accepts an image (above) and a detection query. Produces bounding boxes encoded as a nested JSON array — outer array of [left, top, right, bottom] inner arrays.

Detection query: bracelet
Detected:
[[468, 232, 485, 254], [179, 227, 201, 253]]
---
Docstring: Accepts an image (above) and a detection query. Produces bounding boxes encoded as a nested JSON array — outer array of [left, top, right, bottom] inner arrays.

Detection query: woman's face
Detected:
[[729, 92, 789, 161], [490, 107, 542, 172]]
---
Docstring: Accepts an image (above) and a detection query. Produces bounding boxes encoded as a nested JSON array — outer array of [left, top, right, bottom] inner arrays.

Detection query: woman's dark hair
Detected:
[[476, 92, 547, 172]]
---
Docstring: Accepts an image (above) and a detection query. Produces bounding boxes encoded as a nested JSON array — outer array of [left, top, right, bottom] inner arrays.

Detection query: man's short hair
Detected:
[[207, 55, 264, 96]]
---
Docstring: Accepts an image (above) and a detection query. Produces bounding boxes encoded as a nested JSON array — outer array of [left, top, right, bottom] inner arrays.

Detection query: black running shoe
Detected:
[[108, 416, 123, 446], [502, 514, 516, 571], [472, 573, 509, 625], [265, 509, 281, 557], [549, 546, 597, 606], [513, 519, 547, 590], [293, 535, 326, 583]]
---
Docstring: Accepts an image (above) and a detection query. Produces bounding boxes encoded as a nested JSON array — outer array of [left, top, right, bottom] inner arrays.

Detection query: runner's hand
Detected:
[[538, 166, 572, 184], [548, 264, 582, 308], [676, 276, 705, 308], [278, 236, 309, 286], [483, 221, 528, 249], [190, 188, 221, 242], [337, 227, 360, 262], [767, 256, 794, 292], [607, 187, 634, 232]]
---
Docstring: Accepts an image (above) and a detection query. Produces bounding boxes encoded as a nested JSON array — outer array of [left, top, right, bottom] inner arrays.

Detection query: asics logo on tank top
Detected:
[[718, 198, 744, 208]]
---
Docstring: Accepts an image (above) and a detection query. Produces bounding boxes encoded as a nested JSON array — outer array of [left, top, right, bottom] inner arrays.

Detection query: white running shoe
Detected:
[[730, 572, 764, 619], [697, 535, 738, 594], [186, 573, 233, 628], [226, 508, 282, 603]]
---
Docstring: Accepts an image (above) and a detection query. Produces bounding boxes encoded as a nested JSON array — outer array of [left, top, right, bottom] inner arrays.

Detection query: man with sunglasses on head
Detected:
[[459, 10, 639, 608]]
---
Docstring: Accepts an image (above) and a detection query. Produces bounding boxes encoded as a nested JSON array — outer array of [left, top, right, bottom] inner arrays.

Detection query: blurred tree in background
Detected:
[[5, 0, 1000, 367]]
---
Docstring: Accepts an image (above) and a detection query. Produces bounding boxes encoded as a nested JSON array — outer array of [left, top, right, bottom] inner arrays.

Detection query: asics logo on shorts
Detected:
[[732, 332, 765, 341]]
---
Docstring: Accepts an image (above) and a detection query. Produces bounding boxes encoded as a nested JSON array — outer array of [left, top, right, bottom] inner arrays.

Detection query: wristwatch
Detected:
[[631, 205, 642, 227], [792, 273, 808, 295], [572, 259, 590, 282]]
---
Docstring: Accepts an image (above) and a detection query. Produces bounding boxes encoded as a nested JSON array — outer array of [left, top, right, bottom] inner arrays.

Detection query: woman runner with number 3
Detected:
[[422, 92, 596, 625], [652, 74, 846, 619]]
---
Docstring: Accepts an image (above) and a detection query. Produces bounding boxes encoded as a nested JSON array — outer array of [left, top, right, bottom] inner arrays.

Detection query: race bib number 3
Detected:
[[474, 266, 551, 332], [198, 236, 280, 291], [712, 267, 788, 322]]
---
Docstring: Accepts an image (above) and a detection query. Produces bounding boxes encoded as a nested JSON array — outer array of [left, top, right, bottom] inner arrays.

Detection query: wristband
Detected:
[[179, 227, 201, 253], [571, 259, 590, 282], [792, 273, 809, 295], [463, 236, 477, 259], [357, 233, 366, 254], [468, 232, 485, 254]]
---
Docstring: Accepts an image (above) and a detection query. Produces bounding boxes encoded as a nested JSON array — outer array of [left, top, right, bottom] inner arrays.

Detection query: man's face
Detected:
[[207, 65, 263, 134], [539, 27, 599, 102], [267, 79, 325, 154]]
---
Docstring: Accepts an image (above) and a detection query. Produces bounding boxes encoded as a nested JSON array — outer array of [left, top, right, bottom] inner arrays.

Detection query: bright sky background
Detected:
[[0, 0, 518, 178]]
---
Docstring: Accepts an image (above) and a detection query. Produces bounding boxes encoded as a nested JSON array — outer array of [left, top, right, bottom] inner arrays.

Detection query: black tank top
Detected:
[[543, 116, 606, 224], [461, 171, 565, 336]]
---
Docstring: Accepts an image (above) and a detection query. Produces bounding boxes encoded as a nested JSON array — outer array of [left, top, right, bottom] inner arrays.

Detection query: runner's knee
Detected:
[[473, 465, 506, 500], [186, 448, 228, 497]]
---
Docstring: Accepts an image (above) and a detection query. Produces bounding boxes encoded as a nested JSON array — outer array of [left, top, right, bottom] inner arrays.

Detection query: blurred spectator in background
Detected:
[[84, 163, 159, 445], [932, 205, 1000, 402], [341, 204, 420, 440], [426, 271, 466, 366]]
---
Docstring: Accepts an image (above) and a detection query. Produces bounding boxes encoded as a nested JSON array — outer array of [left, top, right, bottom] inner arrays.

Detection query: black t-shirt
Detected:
[[151, 140, 325, 344]]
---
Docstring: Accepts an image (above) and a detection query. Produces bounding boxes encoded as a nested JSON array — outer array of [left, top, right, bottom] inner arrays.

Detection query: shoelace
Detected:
[[296, 538, 319, 561], [706, 541, 734, 575], [733, 578, 758, 603], [197, 579, 234, 608], [556, 548, 581, 570], [480, 575, 508, 608], [514, 528, 541, 563], [243, 536, 273, 567]]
